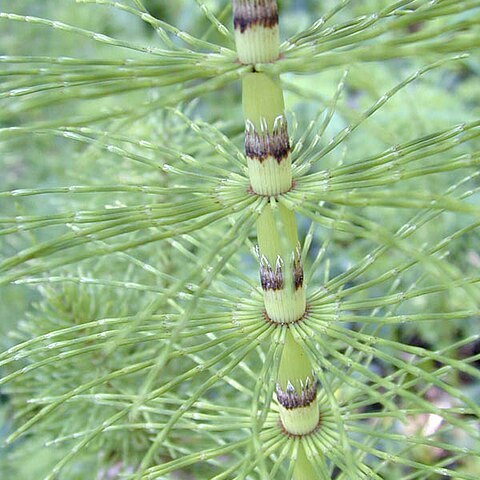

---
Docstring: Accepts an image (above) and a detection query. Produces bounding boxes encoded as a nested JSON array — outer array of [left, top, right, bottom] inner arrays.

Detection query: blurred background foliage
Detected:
[[0, 0, 479, 478]]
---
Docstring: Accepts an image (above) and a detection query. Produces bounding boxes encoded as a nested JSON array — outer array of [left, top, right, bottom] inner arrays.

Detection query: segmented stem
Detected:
[[233, 0, 320, 476]]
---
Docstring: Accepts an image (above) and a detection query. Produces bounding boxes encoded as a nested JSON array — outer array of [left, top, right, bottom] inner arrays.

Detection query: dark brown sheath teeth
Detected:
[[259, 249, 304, 292], [276, 376, 319, 410], [245, 118, 290, 163], [293, 247, 303, 290], [233, 0, 279, 33], [260, 255, 284, 291]]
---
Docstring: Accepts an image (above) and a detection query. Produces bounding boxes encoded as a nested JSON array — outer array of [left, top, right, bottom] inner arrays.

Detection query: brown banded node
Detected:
[[276, 375, 319, 410], [233, 0, 280, 64], [259, 249, 303, 293], [242, 73, 293, 195], [260, 254, 285, 291], [233, 0, 278, 33], [234, 0, 321, 474], [277, 332, 320, 436], [245, 116, 290, 163]]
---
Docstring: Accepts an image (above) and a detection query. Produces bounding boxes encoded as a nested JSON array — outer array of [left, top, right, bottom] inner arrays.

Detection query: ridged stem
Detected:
[[242, 72, 293, 196], [293, 443, 318, 480], [233, 1, 320, 476], [256, 204, 306, 323], [233, 0, 279, 63]]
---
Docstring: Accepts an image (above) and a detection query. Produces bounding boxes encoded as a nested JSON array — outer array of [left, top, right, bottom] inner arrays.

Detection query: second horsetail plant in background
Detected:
[[1, 0, 480, 478]]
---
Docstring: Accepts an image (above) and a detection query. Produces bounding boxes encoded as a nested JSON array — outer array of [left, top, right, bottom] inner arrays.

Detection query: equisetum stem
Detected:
[[233, 0, 279, 63], [233, 0, 320, 476], [242, 73, 292, 195], [256, 204, 306, 323]]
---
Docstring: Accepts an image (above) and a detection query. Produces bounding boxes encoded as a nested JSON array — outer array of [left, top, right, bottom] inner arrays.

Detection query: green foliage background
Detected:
[[0, 0, 479, 478]]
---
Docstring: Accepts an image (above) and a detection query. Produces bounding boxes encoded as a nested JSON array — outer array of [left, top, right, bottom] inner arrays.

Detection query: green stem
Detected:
[[242, 72, 293, 195], [256, 204, 306, 323], [277, 330, 319, 436], [233, 1, 320, 477], [233, 0, 280, 64], [293, 443, 319, 480]]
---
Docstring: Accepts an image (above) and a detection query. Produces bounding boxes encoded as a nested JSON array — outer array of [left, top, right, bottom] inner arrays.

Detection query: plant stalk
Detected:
[[233, 1, 320, 476]]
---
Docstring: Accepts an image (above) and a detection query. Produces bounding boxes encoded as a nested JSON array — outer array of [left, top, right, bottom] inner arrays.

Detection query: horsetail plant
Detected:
[[0, 0, 480, 479], [235, 1, 319, 473]]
